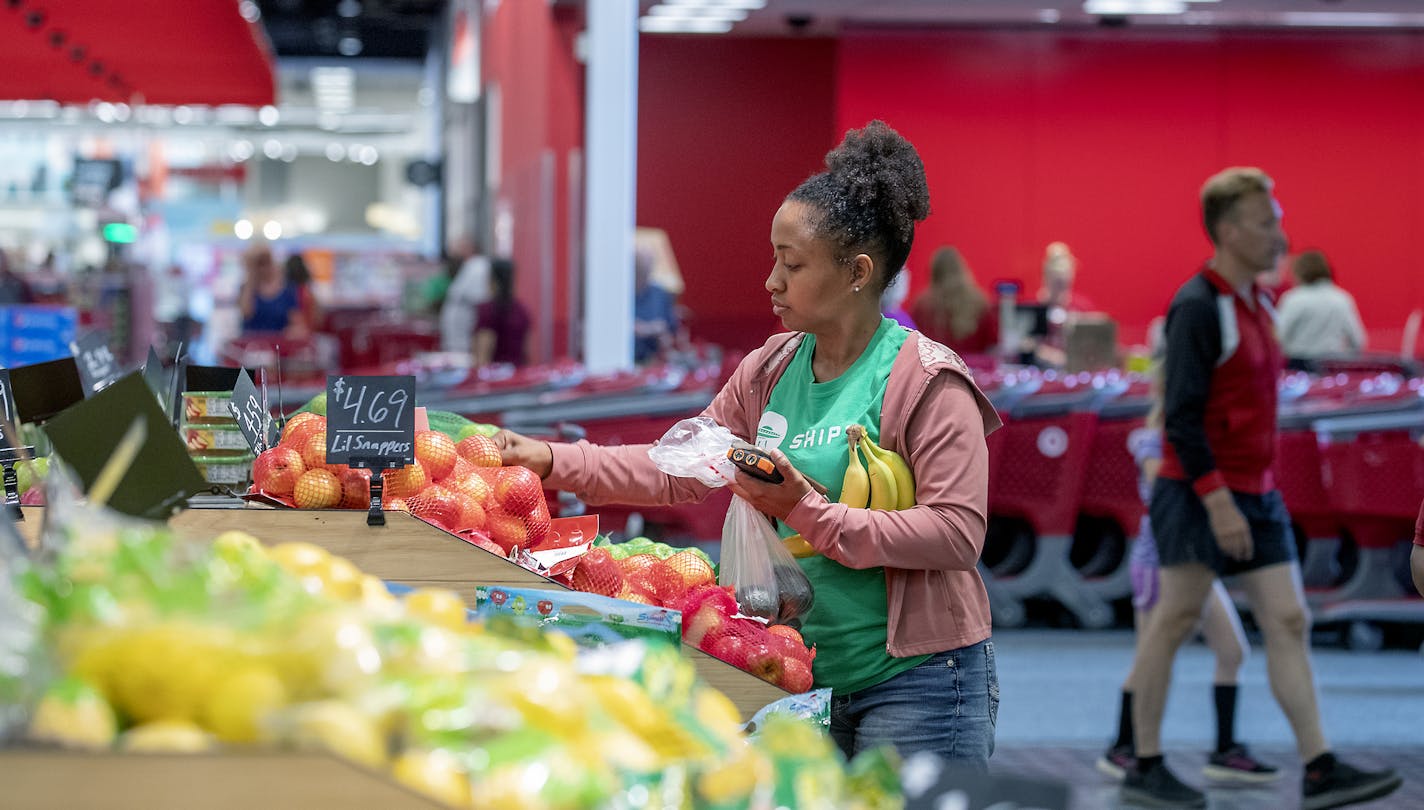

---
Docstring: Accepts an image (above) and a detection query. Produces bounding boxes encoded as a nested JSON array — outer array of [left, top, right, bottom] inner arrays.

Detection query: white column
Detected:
[[582, 0, 637, 374]]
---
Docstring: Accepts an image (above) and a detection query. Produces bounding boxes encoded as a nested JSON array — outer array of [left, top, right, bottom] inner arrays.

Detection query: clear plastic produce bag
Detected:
[[719, 497, 814, 624], [648, 417, 814, 623]]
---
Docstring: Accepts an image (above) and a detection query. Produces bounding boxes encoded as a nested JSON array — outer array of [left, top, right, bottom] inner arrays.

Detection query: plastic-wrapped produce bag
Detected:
[[649, 417, 813, 624]]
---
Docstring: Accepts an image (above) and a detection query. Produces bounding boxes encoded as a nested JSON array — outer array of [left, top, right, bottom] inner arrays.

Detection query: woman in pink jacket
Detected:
[[496, 120, 1003, 767]]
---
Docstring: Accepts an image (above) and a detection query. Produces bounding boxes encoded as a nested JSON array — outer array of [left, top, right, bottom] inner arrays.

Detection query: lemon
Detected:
[[403, 588, 468, 631], [358, 575, 400, 613], [201, 665, 288, 743], [289, 701, 388, 768], [212, 530, 265, 557], [28, 677, 118, 750], [120, 720, 216, 752], [322, 555, 364, 602], [76, 622, 240, 724], [391, 748, 473, 807], [697, 745, 771, 804], [693, 686, 745, 746], [267, 542, 331, 578]]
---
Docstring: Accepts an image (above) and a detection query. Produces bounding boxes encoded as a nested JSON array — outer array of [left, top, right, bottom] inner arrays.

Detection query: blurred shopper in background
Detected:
[[1122, 167, 1400, 810], [440, 237, 492, 354], [1097, 359, 1278, 787], [633, 246, 678, 364], [1277, 250, 1366, 362], [284, 253, 322, 334], [473, 258, 529, 367], [0, 249, 34, 304], [1038, 241, 1097, 315], [880, 265, 915, 329], [493, 120, 1003, 769], [908, 246, 997, 354], [239, 242, 309, 339], [1414, 500, 1424, 597]]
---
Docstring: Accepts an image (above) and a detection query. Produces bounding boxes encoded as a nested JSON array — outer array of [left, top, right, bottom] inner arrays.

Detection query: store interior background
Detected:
[[5, 0, 1424, 367]]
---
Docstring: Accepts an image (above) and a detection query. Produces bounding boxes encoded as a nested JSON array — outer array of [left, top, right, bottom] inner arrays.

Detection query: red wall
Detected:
[[635, 29, 1424, 352], [484, 1, 583, 362], [837, 29, 1424, 347], [638, 36, 839, 353]]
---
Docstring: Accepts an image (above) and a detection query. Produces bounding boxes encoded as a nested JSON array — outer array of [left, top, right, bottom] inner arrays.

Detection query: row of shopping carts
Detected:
[[976, 365, 1424, 637], [302, 339, 1424, 635]]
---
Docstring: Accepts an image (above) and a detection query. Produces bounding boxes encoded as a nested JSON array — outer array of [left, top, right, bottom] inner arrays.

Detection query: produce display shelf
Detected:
[[12, 505, 788, 719], [0, 750, 443, 810]]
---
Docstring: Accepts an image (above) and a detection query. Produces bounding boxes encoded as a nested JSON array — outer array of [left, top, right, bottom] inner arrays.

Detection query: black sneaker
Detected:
[[1303, 759, 1403, 810], [1096, 743, 1135, 781], [1203, 744, 1280, 784], [1122, 760, 1207, 808]]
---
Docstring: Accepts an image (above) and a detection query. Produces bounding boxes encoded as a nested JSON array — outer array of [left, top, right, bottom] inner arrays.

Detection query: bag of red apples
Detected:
[[249, 412, 552, 556], [564, 542, 816, 693]]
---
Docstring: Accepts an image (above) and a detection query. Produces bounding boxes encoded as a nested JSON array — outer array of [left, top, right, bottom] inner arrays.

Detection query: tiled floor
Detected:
[[986, 629, 1423, 809], [992, 745, 1420, 809]]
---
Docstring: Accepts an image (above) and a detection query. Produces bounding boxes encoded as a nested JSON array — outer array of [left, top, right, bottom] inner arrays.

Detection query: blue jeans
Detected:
[[829, 639, 999, 770]]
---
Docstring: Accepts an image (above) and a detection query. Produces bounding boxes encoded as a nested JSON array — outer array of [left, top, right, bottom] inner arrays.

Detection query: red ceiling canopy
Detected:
[[0, 0, 276, 106]]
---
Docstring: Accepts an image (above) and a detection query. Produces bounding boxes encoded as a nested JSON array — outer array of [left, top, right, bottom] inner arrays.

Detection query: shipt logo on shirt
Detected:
[[759, 411, 846, 451], [756, 411, 788, 449]]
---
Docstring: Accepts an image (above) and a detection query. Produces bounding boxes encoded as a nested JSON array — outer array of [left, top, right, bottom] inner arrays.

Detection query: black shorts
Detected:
[[1149, 477, 1297, 576]]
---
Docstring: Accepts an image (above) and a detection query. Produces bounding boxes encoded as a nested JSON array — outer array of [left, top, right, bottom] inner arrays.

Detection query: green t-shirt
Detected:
[[756, 318, 931, 694]]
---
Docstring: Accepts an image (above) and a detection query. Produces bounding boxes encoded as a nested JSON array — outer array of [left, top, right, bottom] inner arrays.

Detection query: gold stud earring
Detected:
[[853, 286, 861, 292]]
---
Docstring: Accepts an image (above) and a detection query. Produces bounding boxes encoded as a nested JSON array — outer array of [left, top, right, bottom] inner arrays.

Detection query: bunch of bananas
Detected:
[[782, 425, 916, 559]]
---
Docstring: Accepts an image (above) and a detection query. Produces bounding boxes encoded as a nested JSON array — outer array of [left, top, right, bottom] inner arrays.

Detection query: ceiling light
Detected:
[[1279, 12, 1422, 27], [234, 219, 253, 240], [663, 0, 766, 8], [638, 16, 734, 34], [338, 37, 364, 56], [1084, 0, 1186, 14], [238, 1, 261, 23], [263, 221, 282, 240], [648, 5, 748, 21], [258, 105, 280, 126]]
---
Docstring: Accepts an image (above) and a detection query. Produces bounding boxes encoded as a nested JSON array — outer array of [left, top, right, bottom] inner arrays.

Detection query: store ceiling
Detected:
[[0, 0, 275, 105], [256, 0, 445, 59]]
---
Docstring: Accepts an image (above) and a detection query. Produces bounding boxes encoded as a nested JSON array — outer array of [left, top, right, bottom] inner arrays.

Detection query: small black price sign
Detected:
[[0, 368, 15, 450], [71, 331, 120, 396], [231, 369, 274, 454], [325, 375, 415, 468]]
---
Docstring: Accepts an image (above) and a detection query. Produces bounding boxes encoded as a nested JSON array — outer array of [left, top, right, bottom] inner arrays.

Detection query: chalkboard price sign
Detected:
[[325, 375, 415, 468], [231, 369, 274, 454], [71, 332, 121, 396]]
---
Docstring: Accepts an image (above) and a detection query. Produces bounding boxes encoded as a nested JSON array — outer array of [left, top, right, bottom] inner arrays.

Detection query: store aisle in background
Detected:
[[990, 629, 1422, 809]]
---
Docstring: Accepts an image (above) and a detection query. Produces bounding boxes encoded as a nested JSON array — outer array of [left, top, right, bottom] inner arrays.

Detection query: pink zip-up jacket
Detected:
[[545, 328, 1002, 657]]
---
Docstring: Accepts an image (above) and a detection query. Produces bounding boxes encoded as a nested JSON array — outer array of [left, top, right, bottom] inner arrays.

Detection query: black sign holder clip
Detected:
[[0, 446, 36, 521], [355, 458, 396, 527]]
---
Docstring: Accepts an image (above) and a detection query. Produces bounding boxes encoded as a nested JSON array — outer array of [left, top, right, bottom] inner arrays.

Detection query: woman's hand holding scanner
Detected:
[[725, 446, 814, 522]]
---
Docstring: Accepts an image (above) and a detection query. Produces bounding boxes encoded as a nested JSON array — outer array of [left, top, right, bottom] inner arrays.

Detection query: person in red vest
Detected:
[[1120, 167, 1401, 810], [1413, 502, 1424, 597]]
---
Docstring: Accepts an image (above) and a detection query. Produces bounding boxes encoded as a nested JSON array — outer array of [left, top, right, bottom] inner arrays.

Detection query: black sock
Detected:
[[1137, 754, 1164, 773], [1213, 684, 1238, 753], [1306, 751, 1337, 779], [1114, 690, 1134, 750]]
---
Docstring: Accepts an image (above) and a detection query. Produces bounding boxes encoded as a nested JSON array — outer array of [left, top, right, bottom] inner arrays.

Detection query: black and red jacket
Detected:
[[1158, 267, 1282, 496]]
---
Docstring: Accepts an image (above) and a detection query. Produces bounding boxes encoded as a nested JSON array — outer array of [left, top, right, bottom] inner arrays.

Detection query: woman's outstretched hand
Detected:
[[491, 429, 554, 479]]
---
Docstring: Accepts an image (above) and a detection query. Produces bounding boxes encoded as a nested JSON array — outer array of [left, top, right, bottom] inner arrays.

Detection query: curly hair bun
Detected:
[[825, 120, 931, 238]]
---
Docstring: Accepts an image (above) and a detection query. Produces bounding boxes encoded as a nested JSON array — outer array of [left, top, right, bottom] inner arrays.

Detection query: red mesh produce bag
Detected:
[[623, 559, 686, 606], [664, 550, 716, 589], [406, 485, 463, 531], [570, 547, 626, 598]]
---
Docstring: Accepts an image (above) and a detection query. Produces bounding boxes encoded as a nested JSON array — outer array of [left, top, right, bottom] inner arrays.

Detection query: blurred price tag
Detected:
[[0, 369, 15, 450], [71, 331, 121, 396], [231, 369, 275, 454], [325, 375, 415, 468]]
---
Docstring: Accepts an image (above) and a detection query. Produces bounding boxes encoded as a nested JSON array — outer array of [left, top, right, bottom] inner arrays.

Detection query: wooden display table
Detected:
[[0, 750, 442, 810], [12, 505, 788, 719]]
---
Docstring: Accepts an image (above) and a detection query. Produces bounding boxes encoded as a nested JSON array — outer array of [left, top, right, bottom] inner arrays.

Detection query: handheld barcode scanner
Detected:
[[727, 445, 785, 484]]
